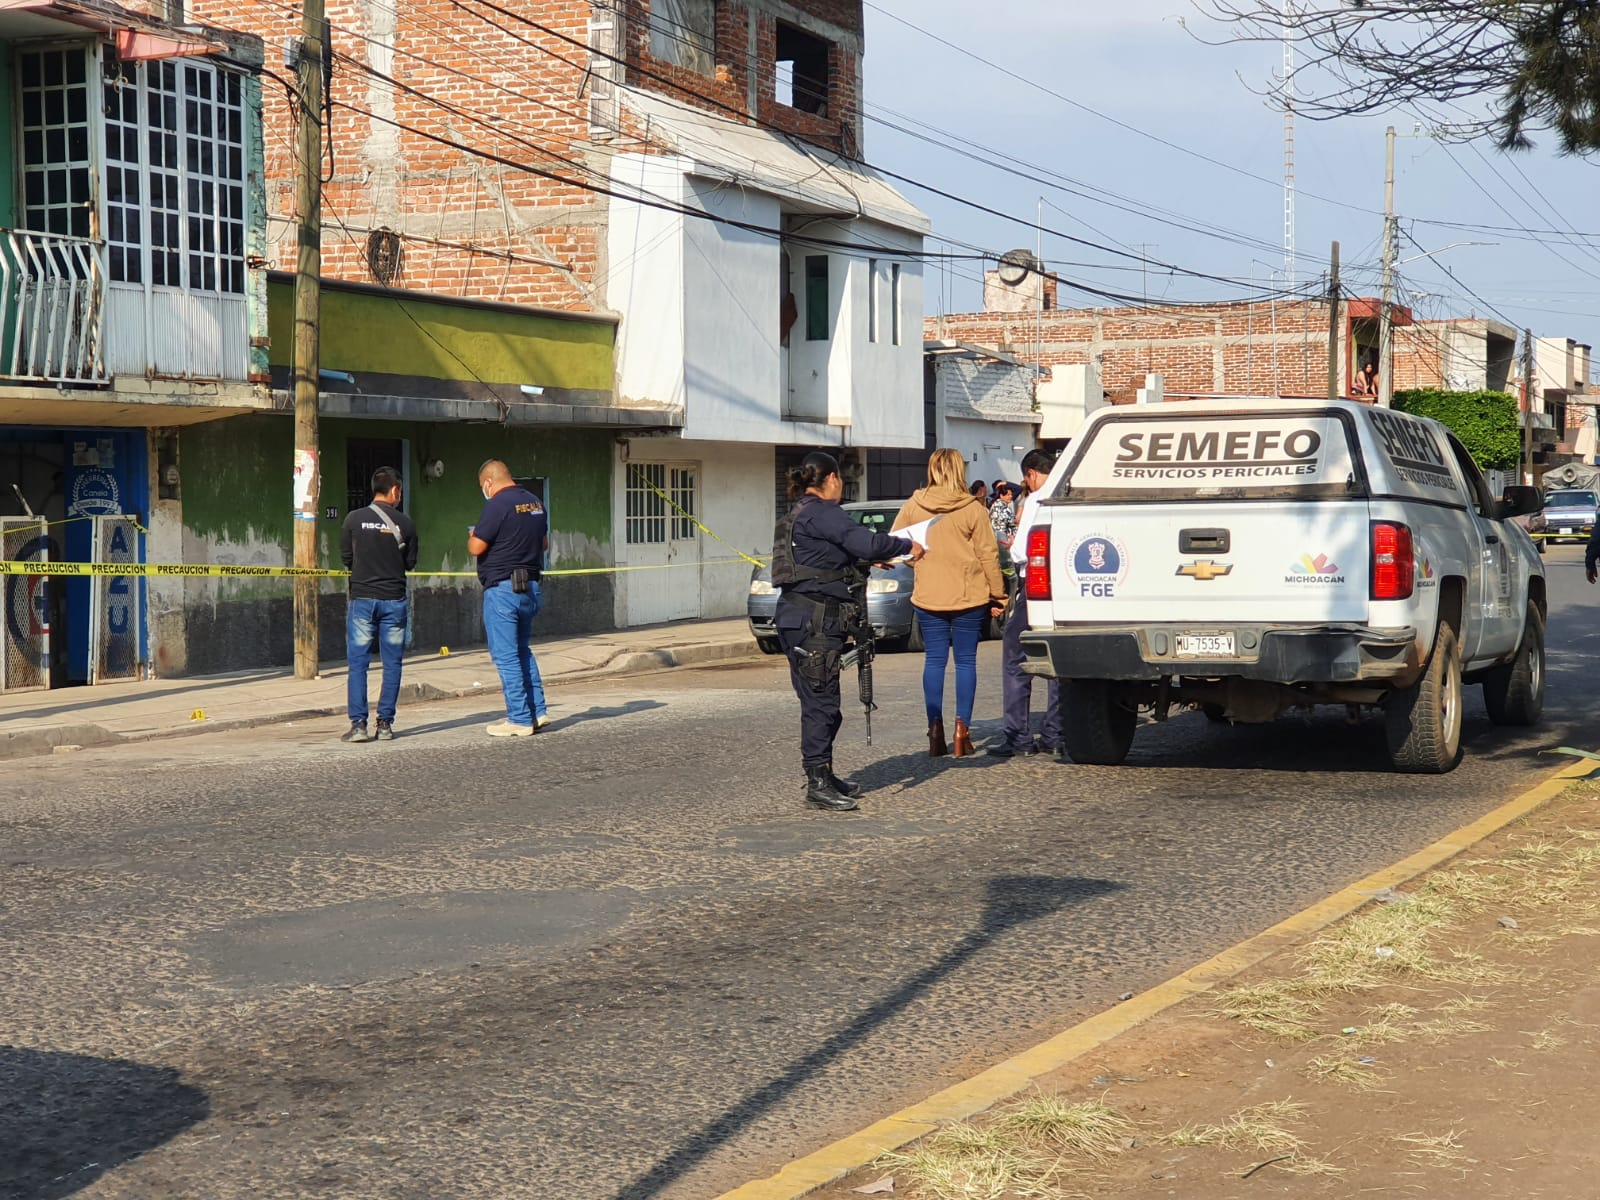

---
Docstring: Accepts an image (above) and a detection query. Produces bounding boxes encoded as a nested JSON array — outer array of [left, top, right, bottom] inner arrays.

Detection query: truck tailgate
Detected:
[[1048, 501, 1372, 624]]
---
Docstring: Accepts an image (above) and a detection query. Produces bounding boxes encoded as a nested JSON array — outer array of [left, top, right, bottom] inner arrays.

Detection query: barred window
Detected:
[[102, 56, 247, 293], [626, 463, 668, 545], [18, 48, 93, 240], [670, 466, 698, 541]]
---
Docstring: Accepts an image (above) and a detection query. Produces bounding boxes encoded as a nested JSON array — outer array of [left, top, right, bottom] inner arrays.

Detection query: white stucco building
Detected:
[[605, 88, 929, 627]]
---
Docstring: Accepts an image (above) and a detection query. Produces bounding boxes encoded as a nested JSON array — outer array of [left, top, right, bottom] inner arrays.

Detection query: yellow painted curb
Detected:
[[716, 755, 1597, 1200]]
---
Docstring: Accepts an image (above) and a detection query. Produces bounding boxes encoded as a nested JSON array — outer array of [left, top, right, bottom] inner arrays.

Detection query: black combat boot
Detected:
[[826, 762, 863, 799], [805, 764, 858, 812]]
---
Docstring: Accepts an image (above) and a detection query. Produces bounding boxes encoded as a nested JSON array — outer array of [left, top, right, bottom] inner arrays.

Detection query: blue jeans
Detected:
[[347, 596, 408, 723], [483, 579, 547, 727], [916, 604, 988, 724]]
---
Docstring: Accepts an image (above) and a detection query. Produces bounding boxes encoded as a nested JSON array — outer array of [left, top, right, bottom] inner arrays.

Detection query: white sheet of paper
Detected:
[[892, 515, 943, 557]]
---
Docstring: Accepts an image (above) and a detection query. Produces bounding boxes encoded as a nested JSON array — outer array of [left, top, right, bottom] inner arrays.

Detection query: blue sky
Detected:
[[861, 0, 1600, 360]]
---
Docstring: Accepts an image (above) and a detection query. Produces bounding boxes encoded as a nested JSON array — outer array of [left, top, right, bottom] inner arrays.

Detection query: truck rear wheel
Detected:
[[1061, 680, 1137, 765], [1483, 603, 1545, 726], [1386, 623, 1463, 774]]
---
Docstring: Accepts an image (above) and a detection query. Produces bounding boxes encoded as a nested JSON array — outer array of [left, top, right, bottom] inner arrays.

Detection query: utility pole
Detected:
[[1377, 125, 1397, 408], [1327, 240, 1340, 401], [292, 0, 325, 680], [1523, 328, 1536, 487]]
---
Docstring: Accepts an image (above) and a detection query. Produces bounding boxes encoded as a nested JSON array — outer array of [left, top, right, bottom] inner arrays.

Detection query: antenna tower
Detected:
[[1281, 0, 1296, 288]]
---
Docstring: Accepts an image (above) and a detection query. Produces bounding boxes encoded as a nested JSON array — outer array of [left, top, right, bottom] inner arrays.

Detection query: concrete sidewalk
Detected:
[[0, 616, 762, 759]]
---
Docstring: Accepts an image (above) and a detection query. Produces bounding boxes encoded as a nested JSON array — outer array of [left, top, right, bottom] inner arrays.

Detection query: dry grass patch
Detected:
[[1167, 1099, 1344, 1177], [1213, 813, 1600, 1049], [1525, 1026, 1568, 1051], [1210, 980, 1325, 1042], [1167, 1100, 1306, 1154], [877, 1096, 1141, 1199], [1393, 1129, 1470, 1170], [877, 1122, 1058, 1200], [1303, 1049, 1385, 1090], [997, 1097, 1134, 1161]]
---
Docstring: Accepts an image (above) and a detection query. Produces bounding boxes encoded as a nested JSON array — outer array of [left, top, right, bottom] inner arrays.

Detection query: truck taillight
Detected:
[[1025, 527, 1052, 600], [1371, 521, 1414, 600]]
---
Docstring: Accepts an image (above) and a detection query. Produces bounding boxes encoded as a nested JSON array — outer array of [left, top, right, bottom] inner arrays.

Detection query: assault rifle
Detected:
[[839, 570, 878, 744]]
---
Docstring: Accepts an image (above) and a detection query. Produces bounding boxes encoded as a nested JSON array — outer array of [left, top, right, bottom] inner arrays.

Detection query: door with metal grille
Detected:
[[622, 462, 701, 625], [345, 439, 406, 519], [1, 519, 50, 692]]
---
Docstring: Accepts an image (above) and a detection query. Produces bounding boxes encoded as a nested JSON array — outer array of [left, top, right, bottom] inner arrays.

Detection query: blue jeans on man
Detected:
[[347, 596, 408, 724], [483, 579, 547, 728], [1001, 598, 1061, 751]]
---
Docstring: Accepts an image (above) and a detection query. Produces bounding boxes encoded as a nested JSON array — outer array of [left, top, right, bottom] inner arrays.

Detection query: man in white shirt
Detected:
[[989, 450, 1062, 757]]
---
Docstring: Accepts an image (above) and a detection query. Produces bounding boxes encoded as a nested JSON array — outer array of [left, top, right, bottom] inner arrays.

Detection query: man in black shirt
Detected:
[[468, 459, 550, 737], [339, 466, 419, 742]]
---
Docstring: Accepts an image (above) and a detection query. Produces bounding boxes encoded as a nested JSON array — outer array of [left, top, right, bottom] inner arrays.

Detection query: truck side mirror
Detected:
[[1498, 485, 1543, 519]]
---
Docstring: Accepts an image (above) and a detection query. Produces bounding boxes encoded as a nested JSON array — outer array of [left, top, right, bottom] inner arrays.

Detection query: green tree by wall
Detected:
[[1392, 388, 1523, 470]]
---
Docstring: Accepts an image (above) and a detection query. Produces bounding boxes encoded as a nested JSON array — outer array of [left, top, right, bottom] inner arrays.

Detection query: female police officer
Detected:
[[772, 451, 920, 811]]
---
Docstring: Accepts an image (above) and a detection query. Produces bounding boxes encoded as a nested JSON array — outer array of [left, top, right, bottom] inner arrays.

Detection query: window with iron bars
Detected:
[[18, 47, 93, 242], [625, 464, 698, 544], [102, 56, 246, 293]]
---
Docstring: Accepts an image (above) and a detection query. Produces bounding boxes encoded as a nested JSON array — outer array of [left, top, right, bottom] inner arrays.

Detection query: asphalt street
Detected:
[[4, 547, 1599, 1200]]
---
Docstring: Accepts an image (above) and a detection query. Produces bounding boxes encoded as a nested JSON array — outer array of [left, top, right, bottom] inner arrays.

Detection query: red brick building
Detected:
[[929, 283, 1401, 405], [171, 0, 868, 310]]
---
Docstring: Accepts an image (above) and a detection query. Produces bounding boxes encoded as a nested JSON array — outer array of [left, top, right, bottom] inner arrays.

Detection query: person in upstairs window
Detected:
[[1353, 357, 1379, 397], [339, 466, 418, 743]]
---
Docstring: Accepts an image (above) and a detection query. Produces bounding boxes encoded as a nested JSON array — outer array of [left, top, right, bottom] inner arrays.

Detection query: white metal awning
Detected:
[[619, 87, 930, 235]]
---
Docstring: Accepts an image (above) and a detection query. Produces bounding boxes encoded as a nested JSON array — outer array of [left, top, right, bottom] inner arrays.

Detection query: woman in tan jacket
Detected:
[[894, 448, 1007, 757]]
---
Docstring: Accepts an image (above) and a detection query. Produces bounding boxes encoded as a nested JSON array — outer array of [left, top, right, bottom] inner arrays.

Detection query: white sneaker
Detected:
[[536, 712, 551, 729], [486, 720, 535, 737]]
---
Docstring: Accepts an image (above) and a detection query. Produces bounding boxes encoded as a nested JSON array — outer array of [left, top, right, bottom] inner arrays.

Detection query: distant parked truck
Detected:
[[1018, 398, 1546, 774], [1539, 488, 1597, 543]]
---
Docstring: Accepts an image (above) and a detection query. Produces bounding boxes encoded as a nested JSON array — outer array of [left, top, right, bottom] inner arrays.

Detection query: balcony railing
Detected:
[[0, 228, 107, 384]]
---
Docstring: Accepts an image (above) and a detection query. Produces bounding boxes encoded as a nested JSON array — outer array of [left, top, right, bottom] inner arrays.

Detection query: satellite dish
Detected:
[[996, 248, 1041, 286]]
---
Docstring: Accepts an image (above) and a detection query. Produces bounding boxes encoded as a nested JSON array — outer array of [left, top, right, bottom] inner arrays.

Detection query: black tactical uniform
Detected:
[[774, 495, 913, 809]]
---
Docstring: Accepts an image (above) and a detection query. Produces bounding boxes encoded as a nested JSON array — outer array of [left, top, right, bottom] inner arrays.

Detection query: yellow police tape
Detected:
[[0, 555, 767, 579]]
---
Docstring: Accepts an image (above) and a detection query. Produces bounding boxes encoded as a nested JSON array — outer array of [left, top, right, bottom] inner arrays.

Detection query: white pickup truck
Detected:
[[1018, 398, 1546, 774]]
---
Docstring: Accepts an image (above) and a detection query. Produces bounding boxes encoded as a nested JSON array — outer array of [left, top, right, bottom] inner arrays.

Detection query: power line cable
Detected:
[[446, 0, 1312, 292], [860, 0, 1377, 218]]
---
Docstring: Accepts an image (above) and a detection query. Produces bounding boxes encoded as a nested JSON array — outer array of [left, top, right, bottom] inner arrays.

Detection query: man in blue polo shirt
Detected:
[[468, 459, 550, 737]]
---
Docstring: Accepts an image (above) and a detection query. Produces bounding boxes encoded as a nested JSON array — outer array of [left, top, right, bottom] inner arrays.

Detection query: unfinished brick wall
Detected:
[[931, 300, 1352, 404], [181, 0, 621, 309], [181, 0, 863, 307], [625, 0, 863, 154]]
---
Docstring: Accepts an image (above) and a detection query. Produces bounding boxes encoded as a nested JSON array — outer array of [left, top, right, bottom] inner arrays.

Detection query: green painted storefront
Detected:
[[173, 280, 623, 674]]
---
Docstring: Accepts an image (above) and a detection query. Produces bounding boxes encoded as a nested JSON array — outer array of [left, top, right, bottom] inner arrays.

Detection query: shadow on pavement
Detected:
[[0, 1045, 209, 1199], [556, 699, 668, 728], [609, 873, 1122, 1200]]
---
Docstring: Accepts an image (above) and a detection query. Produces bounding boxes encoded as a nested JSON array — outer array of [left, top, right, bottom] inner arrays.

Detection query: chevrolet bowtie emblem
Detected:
[[1177, 559, 1233, 581]]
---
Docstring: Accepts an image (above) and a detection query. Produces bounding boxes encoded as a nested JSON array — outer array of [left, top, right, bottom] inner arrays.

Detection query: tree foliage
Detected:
[[1194, 2, 1600, 153], [1393, 388, 1522, 469]]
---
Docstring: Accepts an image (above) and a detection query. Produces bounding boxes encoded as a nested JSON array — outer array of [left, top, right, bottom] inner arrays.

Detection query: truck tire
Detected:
[[756, 636, 783, 656], [1482, 604, 1545, 726], [1385, 623, 1464, 774], [1061, 680, 1137, 765]]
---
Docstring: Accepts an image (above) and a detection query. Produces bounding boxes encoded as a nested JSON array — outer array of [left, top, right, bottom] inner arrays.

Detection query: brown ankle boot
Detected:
[[952, 719, 975, 757], [928, 719, 948, 758]]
